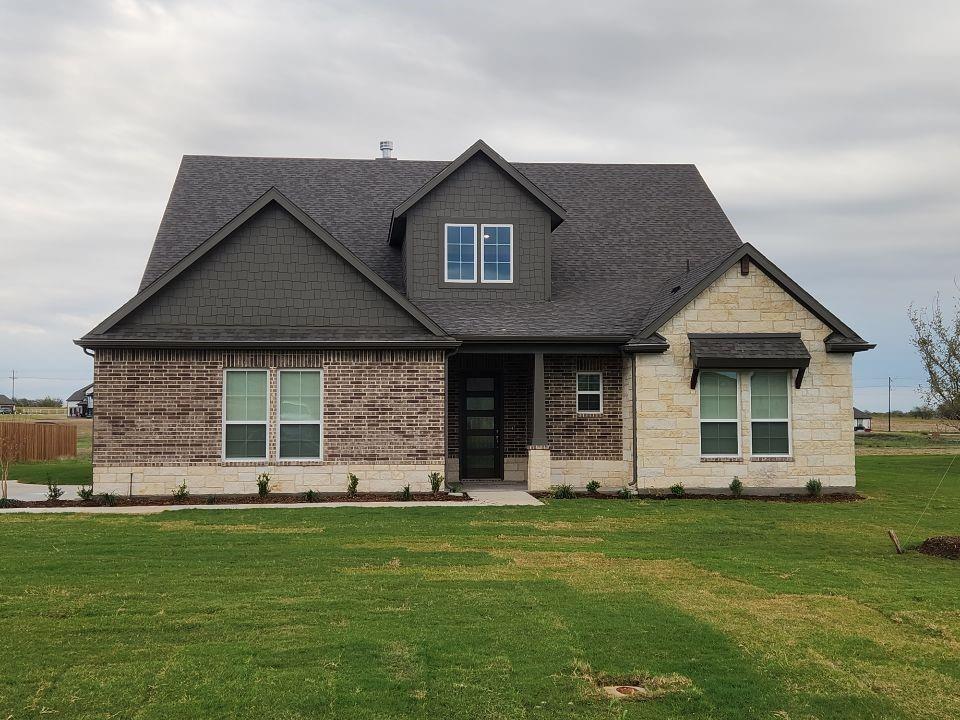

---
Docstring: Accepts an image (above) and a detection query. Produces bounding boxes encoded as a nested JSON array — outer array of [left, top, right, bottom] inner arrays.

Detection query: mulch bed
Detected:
[[917, 536, 960, 560], [532, 491, 863, 503], [0, 492, 471, 509]]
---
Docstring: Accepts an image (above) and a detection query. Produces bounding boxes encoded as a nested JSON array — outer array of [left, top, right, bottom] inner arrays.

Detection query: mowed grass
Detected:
[[856, 430, 960, 451], [1, 455, 958, 719]]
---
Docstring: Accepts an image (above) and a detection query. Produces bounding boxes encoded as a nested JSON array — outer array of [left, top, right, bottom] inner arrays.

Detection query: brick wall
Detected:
[[93, 348, 445, 467], [545, 355, 623, 460]]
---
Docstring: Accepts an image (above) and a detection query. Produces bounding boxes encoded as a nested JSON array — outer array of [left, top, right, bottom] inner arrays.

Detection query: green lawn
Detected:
[[9, 456, 92, 484], [1, 455, 958, 719]]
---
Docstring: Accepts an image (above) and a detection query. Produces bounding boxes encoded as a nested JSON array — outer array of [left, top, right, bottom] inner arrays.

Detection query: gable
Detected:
[[628, 244, 872, 352], [114, 203, 425, 332], [79, 191, 455, 348]]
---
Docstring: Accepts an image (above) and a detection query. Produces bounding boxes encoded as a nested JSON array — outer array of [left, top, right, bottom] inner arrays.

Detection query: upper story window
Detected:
[[445, 224, 477, 282], [481, 224, 513, 283], [700, 370, 739, 456]]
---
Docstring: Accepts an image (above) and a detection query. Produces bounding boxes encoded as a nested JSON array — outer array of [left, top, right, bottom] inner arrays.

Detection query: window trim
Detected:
[[576, 371, 603, 414], [276, 369, 324, 461], [480, 223, 514, 284], [748, 369, 793, 458], [699, 370, 741, 458], [443, 223, 478, 283], [222, 368, 269, 462]]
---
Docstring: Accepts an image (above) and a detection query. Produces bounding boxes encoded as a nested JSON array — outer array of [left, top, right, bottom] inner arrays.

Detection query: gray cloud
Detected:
[[1, 0, 957, 408]]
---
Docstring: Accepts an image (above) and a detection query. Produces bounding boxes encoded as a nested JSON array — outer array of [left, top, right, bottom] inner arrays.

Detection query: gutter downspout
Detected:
[[630, 352, 638, 488]]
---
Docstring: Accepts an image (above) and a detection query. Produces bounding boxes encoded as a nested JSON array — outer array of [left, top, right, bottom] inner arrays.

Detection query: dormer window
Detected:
[[444, 224, 477, 282], [481, 224, 513, 283], [444, 222, 514, 284]]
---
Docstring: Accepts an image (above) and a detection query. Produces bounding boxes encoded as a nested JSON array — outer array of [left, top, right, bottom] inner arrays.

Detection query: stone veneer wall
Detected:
[[93, 348, 445, 495], [633, 262, 856, 492]]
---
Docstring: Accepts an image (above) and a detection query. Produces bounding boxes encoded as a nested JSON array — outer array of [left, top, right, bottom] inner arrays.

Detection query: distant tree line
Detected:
[[862, 405, 940, 418], [12, 397, 64, 407]]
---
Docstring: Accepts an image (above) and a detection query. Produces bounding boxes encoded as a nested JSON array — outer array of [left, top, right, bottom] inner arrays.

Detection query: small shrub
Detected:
[[205, 494, 217, 505], [806, 478, 823, 497], [585, 480, 601, 495], [616, 486, 633, 499], [448, 481, 463, 494], [99, 492, 117, 507], [346, 473, 359, 497], [304, 489, 318, 502], [428, 471, 443, 494], [172, 481, 189, 501], [400, 484, 412, 501], [670, 483, 685, 497], [77, 484, 94, 501], [256, 473, 271, 497], [46, 480, 64, 502], [729, 476, 743, 497], [0, 498, 13, 508], [550, 484, 576, 499]]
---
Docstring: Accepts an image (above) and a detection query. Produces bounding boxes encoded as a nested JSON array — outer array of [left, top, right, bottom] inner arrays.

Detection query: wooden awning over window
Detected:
[[688, 333, 811, 389]]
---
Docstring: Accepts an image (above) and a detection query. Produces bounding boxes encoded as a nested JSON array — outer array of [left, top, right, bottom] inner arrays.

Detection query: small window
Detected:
[[576, 372, 603, 413], [278, 370, 323, 459], [700, 371, 739, 456], [224, 370, 268, 460], [445, 224, 476, 282], [481, 224, 513, 282], [750, 371, 790, 455]]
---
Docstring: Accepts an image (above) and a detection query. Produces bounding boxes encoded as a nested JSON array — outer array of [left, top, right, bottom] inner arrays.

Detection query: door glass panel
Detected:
[[466, 377, 494, 391], [471, 455, 495, 469], [467, 416, 495, 430], [467, 436, 495, 449], [466, 396, 494, 411]]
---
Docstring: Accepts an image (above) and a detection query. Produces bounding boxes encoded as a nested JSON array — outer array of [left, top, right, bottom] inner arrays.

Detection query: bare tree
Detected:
[[0, 428, 26, 500], [909, 294, 960, 431]]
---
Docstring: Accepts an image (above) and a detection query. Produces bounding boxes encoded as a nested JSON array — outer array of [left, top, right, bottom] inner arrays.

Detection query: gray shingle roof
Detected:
[[688, 334, 811, 368], [67, 383, 93, 402], [138, 154, 744, 338], [0, 394, 13, 406], [853, 407, 872, 419]]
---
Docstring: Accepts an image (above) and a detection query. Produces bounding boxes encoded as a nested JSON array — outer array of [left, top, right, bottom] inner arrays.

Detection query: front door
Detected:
[[460, 374, 503, 479]]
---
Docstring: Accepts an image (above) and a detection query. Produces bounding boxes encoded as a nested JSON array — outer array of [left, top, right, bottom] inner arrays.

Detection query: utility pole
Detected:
[[888, 376, 892, 432], [8, 369, 14, 402]]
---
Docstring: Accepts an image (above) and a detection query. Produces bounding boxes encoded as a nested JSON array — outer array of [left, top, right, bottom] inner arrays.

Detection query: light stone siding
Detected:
[[634, 262, 856, 493], [551, 459, 631, 489], [526, 447, 552, 491], [93, 463, 444, 496]]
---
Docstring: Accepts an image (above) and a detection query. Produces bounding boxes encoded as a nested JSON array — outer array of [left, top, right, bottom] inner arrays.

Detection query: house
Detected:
[[77, 139, 874, 496], [66, 383, 94, 417], [0, 394, 14, 414], [853, 407, 872, 432]]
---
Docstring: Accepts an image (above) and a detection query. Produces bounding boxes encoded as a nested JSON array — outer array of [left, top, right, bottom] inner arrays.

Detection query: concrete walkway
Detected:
[[0, 485, 541, 514], [6, 481, 59, 502]]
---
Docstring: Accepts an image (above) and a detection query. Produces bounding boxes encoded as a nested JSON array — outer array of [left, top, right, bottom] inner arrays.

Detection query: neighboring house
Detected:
[[77, 140, 874, 496], [0, 394, 14, 414], [854, 407, 872, 432], [66, 383, 94, 417]]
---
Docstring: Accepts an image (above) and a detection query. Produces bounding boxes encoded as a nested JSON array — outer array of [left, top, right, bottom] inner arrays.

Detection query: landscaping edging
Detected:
[[0, 491, 471, 509]]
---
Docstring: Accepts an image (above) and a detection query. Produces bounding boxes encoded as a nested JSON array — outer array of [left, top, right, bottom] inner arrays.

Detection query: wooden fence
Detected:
[[0, 422, 77, 461]]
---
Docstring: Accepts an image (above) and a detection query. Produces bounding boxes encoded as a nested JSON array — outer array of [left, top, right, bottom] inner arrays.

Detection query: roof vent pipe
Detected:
[[379, 140, 395, 160]]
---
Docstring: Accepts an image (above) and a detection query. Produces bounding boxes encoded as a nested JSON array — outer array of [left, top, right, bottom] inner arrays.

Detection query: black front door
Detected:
[[460, 374, 503, 479]]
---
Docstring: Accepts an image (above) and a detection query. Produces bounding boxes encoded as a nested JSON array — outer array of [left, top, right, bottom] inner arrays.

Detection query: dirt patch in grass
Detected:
[[571, 660, 694, 702], [0, 491, 471, 508], [918, 536, 960, 560]]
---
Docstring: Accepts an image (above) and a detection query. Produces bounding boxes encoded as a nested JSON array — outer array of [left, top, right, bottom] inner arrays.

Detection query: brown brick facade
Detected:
[[545, 355, 623, 460], [93, 348, 445, 467]]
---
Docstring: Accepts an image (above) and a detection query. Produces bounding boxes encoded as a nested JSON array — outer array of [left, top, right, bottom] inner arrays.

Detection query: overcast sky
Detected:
[[1, 0, 958, 410]]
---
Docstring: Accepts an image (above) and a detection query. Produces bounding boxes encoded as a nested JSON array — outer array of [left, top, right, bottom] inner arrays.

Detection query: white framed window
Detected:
[[750, 370, 791, 456], [480, 224, 513, 283], [699, 370, 740, 456], [278, 370, 323, 460], [223, 369, 268, 460], [444, 224, 477, 282], [576, 372, 603, 414]]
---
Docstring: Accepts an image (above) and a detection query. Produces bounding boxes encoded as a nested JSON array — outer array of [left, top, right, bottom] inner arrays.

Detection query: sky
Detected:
[[1, 0, 958, 411]]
